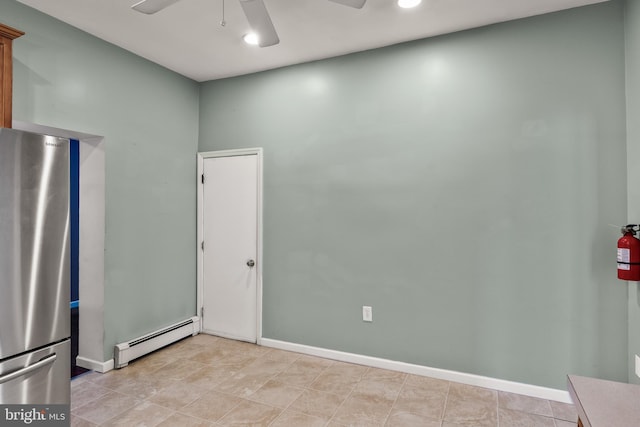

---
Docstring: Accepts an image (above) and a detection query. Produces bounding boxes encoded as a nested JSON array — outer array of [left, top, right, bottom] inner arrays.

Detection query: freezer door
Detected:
[[0, 339, 70, 404], [0, 129, 70, 359]]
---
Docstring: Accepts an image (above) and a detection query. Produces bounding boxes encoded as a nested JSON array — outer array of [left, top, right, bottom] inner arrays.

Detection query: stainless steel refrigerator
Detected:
[[0, 128, 71, 404]]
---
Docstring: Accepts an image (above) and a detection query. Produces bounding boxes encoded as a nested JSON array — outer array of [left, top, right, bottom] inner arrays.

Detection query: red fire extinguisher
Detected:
[[618, 224, 640, 281]]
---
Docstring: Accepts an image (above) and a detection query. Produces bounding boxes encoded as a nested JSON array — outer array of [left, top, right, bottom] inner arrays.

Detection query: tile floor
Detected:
[[71, 334, 578, 426]]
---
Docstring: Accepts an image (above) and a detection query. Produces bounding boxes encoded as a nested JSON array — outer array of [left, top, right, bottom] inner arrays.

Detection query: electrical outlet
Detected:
[[636, 355, 640, 379], [362, 306, 373, 322]]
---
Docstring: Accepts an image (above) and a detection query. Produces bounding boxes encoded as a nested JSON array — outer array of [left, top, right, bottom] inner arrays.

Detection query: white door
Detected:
[[201, 154, 258, 342]]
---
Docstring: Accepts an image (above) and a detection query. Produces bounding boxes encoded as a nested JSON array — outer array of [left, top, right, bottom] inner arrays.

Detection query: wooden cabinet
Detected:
[[0, 23, 24, 128]]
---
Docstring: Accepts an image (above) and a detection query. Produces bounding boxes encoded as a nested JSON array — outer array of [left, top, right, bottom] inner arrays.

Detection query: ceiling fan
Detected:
[[131, 0, 367, 48]]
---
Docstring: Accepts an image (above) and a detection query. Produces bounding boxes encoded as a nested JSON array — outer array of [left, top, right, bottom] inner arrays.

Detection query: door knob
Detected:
[[247, 259, 255, 268]]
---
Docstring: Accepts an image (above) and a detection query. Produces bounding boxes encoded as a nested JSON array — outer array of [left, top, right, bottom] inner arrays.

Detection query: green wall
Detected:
[[1, 0, 200, 360], [2, 0, 632, 390], [625, 0, 640, 385], [199, 1, 628, 390]]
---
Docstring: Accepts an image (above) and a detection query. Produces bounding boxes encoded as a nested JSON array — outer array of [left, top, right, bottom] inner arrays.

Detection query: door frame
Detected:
[[197, 148, 264, 344]]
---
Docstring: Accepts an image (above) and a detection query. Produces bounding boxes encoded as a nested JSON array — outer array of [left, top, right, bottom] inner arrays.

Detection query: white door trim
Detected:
[[197, 148, 264, 344]]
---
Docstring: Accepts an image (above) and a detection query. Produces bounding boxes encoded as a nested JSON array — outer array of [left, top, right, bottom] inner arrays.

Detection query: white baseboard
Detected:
[[260, 338, 572, 404], [76, 356, 114, 373]]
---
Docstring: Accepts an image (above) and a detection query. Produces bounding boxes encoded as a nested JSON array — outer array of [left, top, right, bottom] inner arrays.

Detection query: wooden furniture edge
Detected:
[[1, 22, 24, 128], [0, 23, 25, 40]]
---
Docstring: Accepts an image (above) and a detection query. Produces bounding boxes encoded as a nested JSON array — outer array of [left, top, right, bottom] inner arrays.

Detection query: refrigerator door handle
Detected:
[[0, 353, 57, 385]]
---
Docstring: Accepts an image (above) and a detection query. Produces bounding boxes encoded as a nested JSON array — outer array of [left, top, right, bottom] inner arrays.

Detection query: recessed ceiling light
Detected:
[[243, 33, 259, 46], [397, 0, 421, 8]]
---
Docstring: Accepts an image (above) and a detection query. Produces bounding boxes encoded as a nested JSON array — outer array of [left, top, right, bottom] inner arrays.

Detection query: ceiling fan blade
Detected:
[[131, 0, 182, 14], [328, 0, 366, 9], [239, 0, 280, 47]]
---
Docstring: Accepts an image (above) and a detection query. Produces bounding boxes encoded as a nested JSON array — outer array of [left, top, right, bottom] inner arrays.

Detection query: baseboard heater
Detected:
[[114, 316, 200, 368]]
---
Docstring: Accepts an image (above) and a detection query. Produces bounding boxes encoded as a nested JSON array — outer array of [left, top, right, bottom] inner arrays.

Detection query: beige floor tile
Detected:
[[73, 372, 101, 383], [323, 361, 369, 379], [443, 406, 497, 426], [217, 399, 282, 426], [102, 401, 173, 426], [70, 415, 98, 427], [213, 353, 259, 371], [385, 411, 442, 427], [210, 337, 247, 351], [228, 341, 273, 358], [70, 336, 577, 427], [219, 342, 255, 358], [247, 379, 305, 408], [443, 415, 496, 427], [147, 380, 208, 410], [108, 376, 176, 400], [85, 369, 140, 390], [274, 369, 322, 388], [404, 374, 450, 390], [288, 389, 345, 420], [442, 422, 494, 427], [189, 344, 258, 368], [392, 377, 449, 420], [180, 391, 242, 422], [554, 420, 578, 427], [331, 395, 393, 427], [241, 357, 294, 376], [155, 358, 208, 380], [442, 383, 497, 427], [264, 348, 303, 364], [182, 365, 240, 390], [450, 383, 496, 400], [497, 408, 555, 427], [270, 410, 327, 427], [214, 369, 275, 397], [295, 354, 334, 369], [157, 413, 215, 427], [209, 339, 270, 360], [70, 374, 92, 386], [308, 371, 361, 398], [274, 358, 330, 387], [70, 381, 112, 411], [330, 419, 385, 427], [498, 391, 553, 417], [352, 377, 404, 402], [72, 391, 141, 425], [188, 347, 231, 365], [362, 367, 407, 384], [549, 401, 577, 422]]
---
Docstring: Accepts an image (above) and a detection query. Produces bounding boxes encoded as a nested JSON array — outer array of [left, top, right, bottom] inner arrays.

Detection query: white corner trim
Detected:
[[260, 338, 572, 404], [76, 356, 114, 374]]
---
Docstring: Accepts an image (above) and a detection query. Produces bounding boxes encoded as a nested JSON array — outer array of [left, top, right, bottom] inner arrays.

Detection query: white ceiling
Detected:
[[17, 0, 607, 82]]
